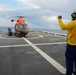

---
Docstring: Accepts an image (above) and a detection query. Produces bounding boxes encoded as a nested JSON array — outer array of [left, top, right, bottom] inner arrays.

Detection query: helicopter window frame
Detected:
[[18, 24, 27, 29], [18, 24, 24, 29]]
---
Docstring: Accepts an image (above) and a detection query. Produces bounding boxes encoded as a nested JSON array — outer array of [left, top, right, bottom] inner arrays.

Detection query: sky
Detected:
[[0, 0, 76, 29]]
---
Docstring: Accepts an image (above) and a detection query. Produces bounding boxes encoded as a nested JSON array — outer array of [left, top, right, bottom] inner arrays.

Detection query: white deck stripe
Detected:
[[0, 44, 29, 48], [27, 35, 43, 39], [0, 42, 66, 48], [22, 37, 66, 74], [0, 37, 22, 40], [0, 35, 43, 40], [35, 42, 66, 45]]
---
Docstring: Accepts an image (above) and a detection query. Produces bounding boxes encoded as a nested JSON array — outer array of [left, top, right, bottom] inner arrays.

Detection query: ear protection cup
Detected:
[[71, 12, 76, 20]]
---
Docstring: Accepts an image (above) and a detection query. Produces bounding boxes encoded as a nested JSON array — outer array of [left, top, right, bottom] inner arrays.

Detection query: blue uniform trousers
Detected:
[[65, 44, 76, 75]]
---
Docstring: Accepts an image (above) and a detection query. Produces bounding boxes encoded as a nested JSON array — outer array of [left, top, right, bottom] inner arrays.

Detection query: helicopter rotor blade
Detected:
[[12, 16, 35, 18], [1, 15, 52, 19]]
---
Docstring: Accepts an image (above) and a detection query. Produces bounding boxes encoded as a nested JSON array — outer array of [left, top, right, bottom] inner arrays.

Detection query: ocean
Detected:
[[0, 26, 67, 34], [30, 28, 67, 34]]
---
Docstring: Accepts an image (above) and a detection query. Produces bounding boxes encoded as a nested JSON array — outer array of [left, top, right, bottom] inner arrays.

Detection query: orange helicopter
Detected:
[[11, 16, 29, 37]]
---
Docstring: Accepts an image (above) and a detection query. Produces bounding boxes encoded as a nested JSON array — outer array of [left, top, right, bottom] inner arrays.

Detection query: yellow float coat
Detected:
[[58, 19, 76, 45]]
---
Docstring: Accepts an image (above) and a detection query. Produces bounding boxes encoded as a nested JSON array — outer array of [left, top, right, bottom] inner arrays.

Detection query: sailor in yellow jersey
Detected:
[[58, 11, 76, 75]]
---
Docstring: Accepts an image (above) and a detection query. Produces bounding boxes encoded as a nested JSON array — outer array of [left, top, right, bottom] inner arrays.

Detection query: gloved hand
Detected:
[[58, 15, 62, 19]]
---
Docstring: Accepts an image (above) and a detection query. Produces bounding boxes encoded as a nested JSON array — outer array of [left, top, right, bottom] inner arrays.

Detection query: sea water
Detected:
[[30, 28, 67, 34], [0, 26, 14, 32], [0, 26, 67, 34]]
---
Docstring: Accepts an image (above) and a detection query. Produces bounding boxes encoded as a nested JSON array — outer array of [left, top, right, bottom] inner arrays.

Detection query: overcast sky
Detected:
[[0, 0, 76, 29]]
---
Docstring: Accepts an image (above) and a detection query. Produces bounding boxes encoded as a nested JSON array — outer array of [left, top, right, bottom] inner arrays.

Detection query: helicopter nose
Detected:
[[20, 30, 25, 34]]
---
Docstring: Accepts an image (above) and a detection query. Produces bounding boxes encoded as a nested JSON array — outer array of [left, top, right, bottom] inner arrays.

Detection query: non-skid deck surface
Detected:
[[0, 31, 67, 75]]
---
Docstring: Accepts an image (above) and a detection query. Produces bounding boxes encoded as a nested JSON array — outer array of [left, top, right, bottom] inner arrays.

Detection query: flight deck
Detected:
[[0, 31, 67, 75]]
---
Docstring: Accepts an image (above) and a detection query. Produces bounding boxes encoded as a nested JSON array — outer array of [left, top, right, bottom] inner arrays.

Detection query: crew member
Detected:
[[58, 11, 76, 75]]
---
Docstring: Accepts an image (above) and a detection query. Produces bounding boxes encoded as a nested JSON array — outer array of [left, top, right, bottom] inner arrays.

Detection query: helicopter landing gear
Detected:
[[21, 33, 25, 37]]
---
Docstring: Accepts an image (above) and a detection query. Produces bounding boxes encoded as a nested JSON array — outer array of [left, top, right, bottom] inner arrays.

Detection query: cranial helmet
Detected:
[[71, 10, 76, 20]]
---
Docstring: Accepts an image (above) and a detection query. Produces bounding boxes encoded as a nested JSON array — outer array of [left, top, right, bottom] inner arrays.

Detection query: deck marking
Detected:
[[0, 44, 30, 48], [0, 42, 66, 48], [0, 37, 22, 40], [35, 42, 66, 45], [0, 35, 43, 40], [27, 35, 43, 39], [22, 37, 66, 74]]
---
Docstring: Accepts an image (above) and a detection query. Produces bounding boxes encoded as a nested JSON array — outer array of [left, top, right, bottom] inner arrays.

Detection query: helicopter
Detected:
[[11, 16, 29, 37]]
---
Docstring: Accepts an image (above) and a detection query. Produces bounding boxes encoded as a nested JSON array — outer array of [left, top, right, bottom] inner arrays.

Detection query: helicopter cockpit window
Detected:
[[19, 24, 23, 29], [24, 24, 27, 28], [18, 24, 27, 29]]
